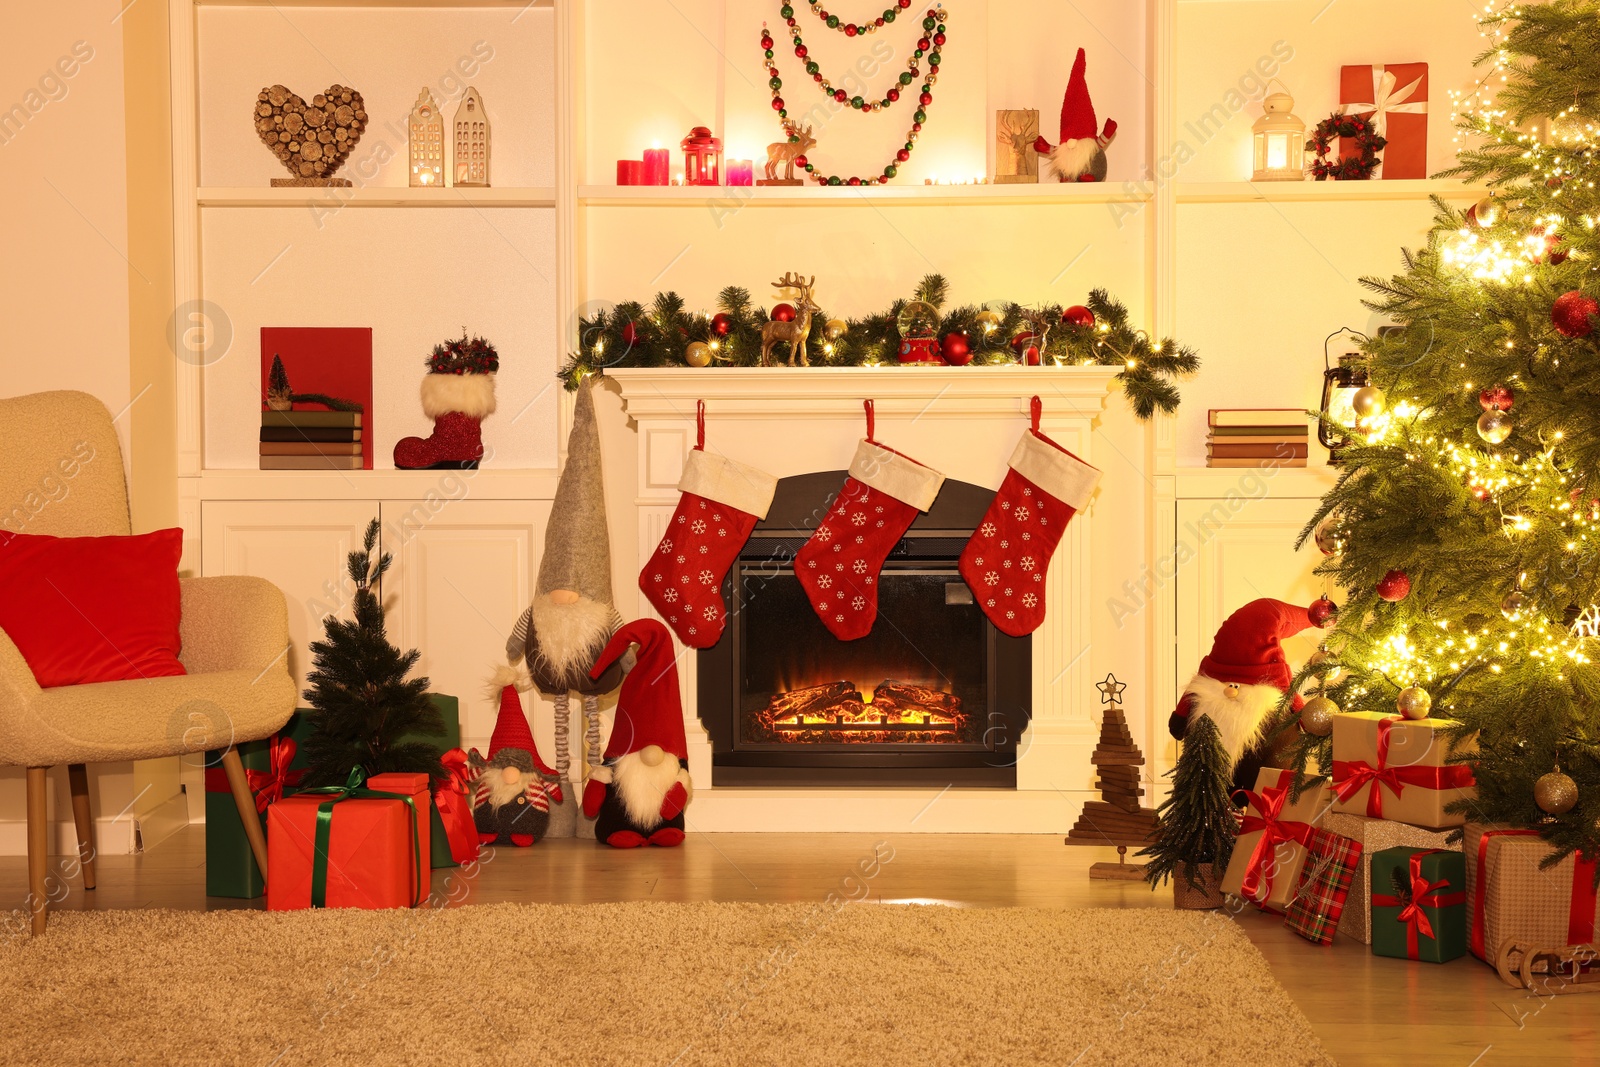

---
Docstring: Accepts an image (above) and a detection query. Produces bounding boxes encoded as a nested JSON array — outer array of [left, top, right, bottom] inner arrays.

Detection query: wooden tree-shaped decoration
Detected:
[[1064, 673, 1162, 879]]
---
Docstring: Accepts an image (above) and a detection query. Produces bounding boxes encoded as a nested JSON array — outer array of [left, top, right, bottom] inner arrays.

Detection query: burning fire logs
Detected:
[[751, 678, 968, 744]]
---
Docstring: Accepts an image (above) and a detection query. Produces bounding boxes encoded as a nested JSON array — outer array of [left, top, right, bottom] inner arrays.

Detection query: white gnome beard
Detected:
[[1182, 674, 1285, 763], [1050, 137, 1099, 179], [611, 750, 683, 830], [475, 766, 532, 808], [529, 594, 618, 683]]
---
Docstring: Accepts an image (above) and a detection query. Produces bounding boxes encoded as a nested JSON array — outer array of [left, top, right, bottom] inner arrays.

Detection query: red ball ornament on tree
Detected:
[[1062, 305, 1095, 329], [1308, 596, 1338, 628], [621, 321, 641, 348], [1376, 569, 1411, 602], [1009, 329, 1036, 353], [710, 312, 733, 338], [1545, 233, 1568, 265], [1552, 290, 1598, 339], [941, 332, 972, 366], [772, 303, 797, 323], [1478, 384, 1514, 412]]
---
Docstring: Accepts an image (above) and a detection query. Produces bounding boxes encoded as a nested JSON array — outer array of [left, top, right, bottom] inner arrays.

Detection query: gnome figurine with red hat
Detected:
[[1034, 47, 1118, 182], [583, 619, 692, 848], [468, 666, 565, 847], [1168, 598, 1330, 795]]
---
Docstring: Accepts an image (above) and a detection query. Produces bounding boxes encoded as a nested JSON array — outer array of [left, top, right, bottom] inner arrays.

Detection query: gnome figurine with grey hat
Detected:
[[504, 379, 629, 838]]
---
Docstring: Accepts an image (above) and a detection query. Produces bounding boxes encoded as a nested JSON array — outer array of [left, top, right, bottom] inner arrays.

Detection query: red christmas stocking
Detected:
[[794, 401, 945, 641], [959, 397, 1100, 637], [640, 402, 778, 648]]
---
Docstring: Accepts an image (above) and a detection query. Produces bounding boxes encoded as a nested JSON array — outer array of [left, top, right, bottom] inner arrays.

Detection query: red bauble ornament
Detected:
[[1062, 304, 1095, 329], [1308, 596, 1338, 628], [621, 321, 640, 347], [710, 312, 732, 338], [1552, 290, 1598, 338], [1376, 569, 1411, 602], [941, 332, 972, 365], [1009, 329, 1036, 353], [1545, 234, 1568, 265], [772, 303, 797, 323], [1478, 384, 1514, 412], [1022, 345, 1042, 366]]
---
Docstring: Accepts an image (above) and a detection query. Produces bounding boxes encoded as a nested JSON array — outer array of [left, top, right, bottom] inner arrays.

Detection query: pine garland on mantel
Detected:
[[558, 274, 1199, 419]]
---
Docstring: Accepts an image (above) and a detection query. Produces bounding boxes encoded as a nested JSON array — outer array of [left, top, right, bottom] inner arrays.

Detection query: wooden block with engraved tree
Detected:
[[1064, 673, 1161, 880]]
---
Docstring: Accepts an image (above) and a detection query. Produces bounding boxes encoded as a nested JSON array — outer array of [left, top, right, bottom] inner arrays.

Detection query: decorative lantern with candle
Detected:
[[1252, 82, 1306, 182], [408, 88, 444, 187], [1319, 330, 1370, 459], [681, 126, 724, 186], [451, 87, 490, 187]]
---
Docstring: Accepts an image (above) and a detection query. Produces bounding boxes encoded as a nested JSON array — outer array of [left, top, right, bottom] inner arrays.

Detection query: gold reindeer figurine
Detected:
[[760, 273, 818, 366], [761, 124, 817, 186]]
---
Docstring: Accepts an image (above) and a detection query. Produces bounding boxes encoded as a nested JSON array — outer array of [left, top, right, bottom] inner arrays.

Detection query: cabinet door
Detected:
[[200, 500, 377, 692], [381, 499, 550, 753]]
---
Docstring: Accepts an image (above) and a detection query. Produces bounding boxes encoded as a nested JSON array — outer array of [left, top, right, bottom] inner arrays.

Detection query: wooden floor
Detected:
[[4, 828, 1595, 1066]]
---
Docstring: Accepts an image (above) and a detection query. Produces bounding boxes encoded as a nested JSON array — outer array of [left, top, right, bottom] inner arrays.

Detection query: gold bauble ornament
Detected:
[[1396, 686, 1432, 720], [1471, 195, 1501, 228], [1313, 515, 1347, 557], [824, 319, 848, 341], [1352, 385, 1386, 418], [975, 308, 1003, 331], [1308, 648, 1343, 683], [1501, 590, 1530, 618], [1535, 765, 1578, 815], [1300, 695, 1338, 737], [684, 341, 712, 368], [1478, 409, 1513, 445]]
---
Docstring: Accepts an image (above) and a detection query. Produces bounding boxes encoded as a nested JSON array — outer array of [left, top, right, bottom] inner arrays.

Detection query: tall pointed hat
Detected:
[[536, 380, 614, 605]]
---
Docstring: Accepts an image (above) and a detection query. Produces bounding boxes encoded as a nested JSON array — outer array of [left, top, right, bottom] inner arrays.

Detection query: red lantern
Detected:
[[941, 332, 972, 366], [710, 312, 733, 337], [1062, 305, 1095, 329], [772, 303, 796, 323], [680, 126, 723, 186]]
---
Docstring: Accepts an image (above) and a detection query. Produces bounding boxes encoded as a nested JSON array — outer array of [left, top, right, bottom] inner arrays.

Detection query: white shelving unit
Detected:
[[196, 186, 558, 207]]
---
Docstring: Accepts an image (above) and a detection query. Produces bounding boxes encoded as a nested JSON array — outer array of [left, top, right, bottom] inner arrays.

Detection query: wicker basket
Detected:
[[1172, 862, 1226, 910]]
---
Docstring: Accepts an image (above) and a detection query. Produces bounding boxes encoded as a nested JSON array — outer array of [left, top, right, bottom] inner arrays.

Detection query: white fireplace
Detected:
[[594, 366, 1143, 833]]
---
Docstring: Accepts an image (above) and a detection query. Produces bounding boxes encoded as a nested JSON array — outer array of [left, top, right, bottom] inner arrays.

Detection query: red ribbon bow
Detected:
[[1332, 715, 1475, 818], [1235, 774, 1318, 904], [1372, 849, 1465, 959], [434, 747, 483, 865], [243, 735, 302, 813]]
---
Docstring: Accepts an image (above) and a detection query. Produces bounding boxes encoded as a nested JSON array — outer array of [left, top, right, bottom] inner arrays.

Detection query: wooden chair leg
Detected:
[[26, 766, 49, 936], [219, 748, 268, 880], [67, 763, 96, 890]]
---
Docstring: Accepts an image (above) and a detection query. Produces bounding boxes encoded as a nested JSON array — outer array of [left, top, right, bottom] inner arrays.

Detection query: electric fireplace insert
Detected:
[[699, 471, 1031, 786]]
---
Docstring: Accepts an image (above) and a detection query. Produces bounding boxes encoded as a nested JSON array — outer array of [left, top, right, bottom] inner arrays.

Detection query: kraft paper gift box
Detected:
[[203, 711, 314, 899], [1324, 812, 1458, 944], [1221, 767, 1334, 912], [1371, 846, 1468, 963], [1463, 823, 1600, 965], [1339, 63, 1429, 179], [1330, 712, 1477, 830], [266, 771, 430, 911]]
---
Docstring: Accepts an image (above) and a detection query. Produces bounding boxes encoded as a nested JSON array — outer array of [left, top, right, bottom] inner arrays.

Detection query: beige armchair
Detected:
[[0, 391, 297, 933]]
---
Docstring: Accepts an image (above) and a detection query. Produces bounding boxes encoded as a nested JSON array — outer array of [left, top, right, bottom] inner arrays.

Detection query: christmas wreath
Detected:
[[1308, 112, 1387, 181], [428, 333, 500, 375], [557, 275, 1199, 419]]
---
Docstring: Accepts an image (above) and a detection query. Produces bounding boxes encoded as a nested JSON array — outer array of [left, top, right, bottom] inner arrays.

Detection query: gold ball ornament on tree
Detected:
[[823, 319, 848, 341], [1477, 409, 1513, 445], [1535, 763, 1578, 815], [1352, 385, 1386, 418], [1467, 195, 1501, 228], [1501, 589, 1531, 618], [684, 341, 712, 367], [1308, 648, 1343, 683], [1313, 515, 1347, 557], [1396, 686, 1432, 720], [974, 308, 1004, 333], [1299, 694, 1338, 737]]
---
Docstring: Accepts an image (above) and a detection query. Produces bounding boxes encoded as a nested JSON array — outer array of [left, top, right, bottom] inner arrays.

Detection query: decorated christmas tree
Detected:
[[1291, 1, 1600, 863], [298, 519, 446, 789], [1139, 714, 1236, 893]]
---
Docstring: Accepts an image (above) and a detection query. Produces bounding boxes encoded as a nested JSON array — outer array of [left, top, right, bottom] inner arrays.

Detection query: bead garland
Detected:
[[761, 8, 947, 186], [795, 0, 911, 37], [780, 9, 941, 113]]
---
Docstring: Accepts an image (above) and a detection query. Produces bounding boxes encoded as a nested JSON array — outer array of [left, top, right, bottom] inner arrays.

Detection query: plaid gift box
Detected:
[[1284, 827, 1364, 945]]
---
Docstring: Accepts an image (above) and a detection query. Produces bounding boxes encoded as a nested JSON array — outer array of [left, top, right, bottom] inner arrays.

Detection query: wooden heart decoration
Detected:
[[253, 84, 367, 185]]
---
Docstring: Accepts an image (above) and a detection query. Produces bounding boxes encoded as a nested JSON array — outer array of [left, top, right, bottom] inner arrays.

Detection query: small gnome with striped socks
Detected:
[[468, 668, 564, 847]]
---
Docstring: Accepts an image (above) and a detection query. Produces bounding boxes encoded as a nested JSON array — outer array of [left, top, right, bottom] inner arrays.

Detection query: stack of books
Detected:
[[260, 409, 364, 470], [1207, 409, 1309, 468]]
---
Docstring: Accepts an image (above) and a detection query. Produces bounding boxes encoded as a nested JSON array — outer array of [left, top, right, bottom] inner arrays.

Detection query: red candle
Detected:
[[616, 160, 644, 185], [642, 148, 670, 186], [727, 159, 754, 186]]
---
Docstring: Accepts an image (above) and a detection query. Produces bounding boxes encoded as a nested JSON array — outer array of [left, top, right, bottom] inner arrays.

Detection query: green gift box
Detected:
[[204, 694, 461, 898], [1370, 846, 1468, 963]]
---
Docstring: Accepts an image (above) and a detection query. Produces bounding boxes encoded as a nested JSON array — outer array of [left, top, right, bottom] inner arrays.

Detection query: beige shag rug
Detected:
[[2, 903, 1330, 1067]]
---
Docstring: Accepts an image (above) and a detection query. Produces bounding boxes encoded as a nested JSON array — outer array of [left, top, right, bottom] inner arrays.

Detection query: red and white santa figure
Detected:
[[1033, 48, 1118, 183], [1168, 598, 1328, 795], [583, 619, 693, 848]]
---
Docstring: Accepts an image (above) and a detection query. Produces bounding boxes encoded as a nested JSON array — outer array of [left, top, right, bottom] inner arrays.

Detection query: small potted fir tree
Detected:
[[1138, 714, 1237, 909]]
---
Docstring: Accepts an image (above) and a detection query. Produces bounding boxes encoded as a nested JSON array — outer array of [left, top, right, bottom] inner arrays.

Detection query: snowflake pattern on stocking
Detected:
[[957, 460, 1085, 639]]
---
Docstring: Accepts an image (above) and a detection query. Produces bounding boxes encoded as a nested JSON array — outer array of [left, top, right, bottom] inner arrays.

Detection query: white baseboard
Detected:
[[0, 816, 138, 857]]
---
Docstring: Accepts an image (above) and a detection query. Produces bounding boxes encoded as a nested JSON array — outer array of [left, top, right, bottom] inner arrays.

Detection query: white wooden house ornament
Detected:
[[452, 87, 490, 187], [408, 88, 444, 187]]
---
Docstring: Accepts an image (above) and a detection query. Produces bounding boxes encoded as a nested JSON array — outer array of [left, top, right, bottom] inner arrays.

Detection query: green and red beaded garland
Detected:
[[761, 6, 947, 186], [798, 0, 912, 37]]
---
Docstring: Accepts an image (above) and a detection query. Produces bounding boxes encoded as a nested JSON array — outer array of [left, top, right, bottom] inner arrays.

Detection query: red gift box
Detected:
[[266, 771, 430, 911], [1340, 63, 1429, 179], [434, 748, 482, 865]]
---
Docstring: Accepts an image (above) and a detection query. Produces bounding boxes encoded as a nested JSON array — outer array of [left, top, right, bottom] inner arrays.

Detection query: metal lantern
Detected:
[[1252, 85, 1306, 182], [408, 88, 444, 187], [451, 87, 490, 187], [1320, 350, 1371, 459], [681, 126, 723, 186]]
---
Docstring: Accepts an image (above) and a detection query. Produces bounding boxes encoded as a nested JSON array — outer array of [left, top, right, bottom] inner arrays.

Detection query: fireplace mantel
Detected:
[[605, 366, 1120, 831]]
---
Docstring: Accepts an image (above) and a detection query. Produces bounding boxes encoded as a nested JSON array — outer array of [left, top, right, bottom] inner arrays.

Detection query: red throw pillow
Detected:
[[0, 528, 186, 687]]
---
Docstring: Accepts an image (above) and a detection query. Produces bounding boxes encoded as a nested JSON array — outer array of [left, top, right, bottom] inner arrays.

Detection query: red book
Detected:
[[260, 327, 373, 470]]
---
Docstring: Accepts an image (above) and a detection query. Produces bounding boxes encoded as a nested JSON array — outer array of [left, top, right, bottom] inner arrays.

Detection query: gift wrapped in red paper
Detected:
[[266, 770, 430, 911], [1340, 63, 1429, 179], [1221, 767, 1334, 912], [434, 748, 482, 865]]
